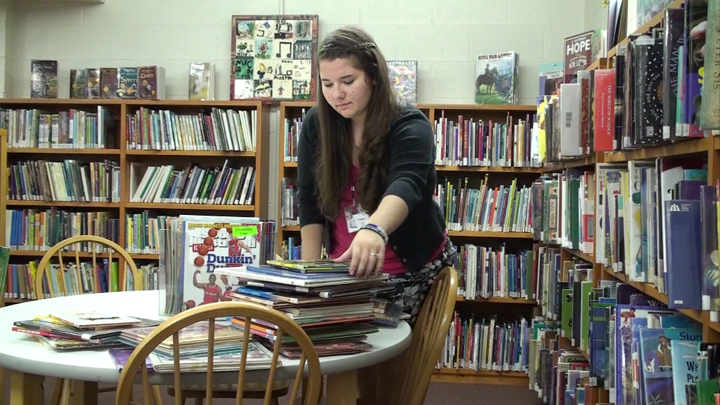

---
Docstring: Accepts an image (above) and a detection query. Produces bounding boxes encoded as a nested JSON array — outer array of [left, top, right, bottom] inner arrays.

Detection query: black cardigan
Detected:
[[296, 105, 447, 272]]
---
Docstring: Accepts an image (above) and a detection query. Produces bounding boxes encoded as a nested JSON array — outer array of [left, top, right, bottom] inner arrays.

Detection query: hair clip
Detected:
[[319, 41, 377, 53]]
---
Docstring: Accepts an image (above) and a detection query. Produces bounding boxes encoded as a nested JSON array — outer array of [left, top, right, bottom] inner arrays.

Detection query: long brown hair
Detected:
[[315, 26, 401, 221]]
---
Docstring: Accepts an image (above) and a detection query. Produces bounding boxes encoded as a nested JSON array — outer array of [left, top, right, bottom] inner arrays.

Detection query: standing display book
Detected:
[[158, 215, 276, 316]]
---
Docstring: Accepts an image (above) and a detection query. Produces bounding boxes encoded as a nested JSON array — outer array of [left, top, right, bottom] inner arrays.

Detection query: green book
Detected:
[[695, 379, 720, 405], [0, 246, 9, 303]]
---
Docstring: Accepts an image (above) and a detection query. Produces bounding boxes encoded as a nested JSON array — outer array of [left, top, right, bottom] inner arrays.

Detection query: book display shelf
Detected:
[[0, 98, 270, 303], [279, 101, 541, 385]]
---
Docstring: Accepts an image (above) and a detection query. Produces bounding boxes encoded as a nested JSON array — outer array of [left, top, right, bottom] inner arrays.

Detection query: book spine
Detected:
[[700, 0, 720, 130], [593, 70, 615, 152], [663, 8, 686, 140]]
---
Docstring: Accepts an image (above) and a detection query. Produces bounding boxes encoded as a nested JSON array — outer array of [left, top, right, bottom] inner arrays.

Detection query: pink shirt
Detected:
[[330, 166, 445, 275]]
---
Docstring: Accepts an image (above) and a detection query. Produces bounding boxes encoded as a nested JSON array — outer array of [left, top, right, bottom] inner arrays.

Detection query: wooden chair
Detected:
[[358, 266, 458, 405], [33, 235, 149, 405], [391, 266, 458, 405], [115, 301, 323, 405]]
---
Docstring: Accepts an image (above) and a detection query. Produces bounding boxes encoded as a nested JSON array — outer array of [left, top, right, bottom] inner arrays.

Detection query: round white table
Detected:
[[0, 290, 412, 405]]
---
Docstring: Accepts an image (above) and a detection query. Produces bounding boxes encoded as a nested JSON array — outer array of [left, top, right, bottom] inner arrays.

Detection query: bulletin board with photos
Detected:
[[230, 15, 319, 101]]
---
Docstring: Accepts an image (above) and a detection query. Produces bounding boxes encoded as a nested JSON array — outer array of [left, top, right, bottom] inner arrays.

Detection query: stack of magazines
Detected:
[[215, 259, 398, 358], [115, 320, 277, 372], [11, 309, 161, 350]]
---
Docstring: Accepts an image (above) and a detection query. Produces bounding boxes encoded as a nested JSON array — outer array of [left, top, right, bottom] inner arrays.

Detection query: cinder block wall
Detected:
[[2, 0, 589, 218]]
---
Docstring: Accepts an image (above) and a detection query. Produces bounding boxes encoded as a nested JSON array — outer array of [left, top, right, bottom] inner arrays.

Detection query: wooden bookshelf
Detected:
[[533, 0, 720, 400], [277, 101, 541, 255], [431, 368, 529, 385], [606, 0, 685, 59], [0, 98, 270, 301], [277, 101, 539, 385], [541, 110, 720, 342]]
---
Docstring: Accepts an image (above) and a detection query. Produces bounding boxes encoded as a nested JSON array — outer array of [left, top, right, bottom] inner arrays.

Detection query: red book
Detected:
[[593, 68, 616, 151]]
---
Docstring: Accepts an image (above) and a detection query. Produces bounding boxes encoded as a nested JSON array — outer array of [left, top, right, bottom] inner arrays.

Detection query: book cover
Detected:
[[639, 327, 702, 405], [70, 69, 87, 99], [474, 51, 518, 105], [662, 8, 685, 141], [634, 35, 665, 145], [30, 60, 58, 99], [85, 68, 101, 99], [137, 65, 166, 99], [664, 200, 702, 310], [539, 61, 563, 96], [563, 31, 593, 84], [592, 69, 615, 152], [386, 60, 417, 104], [700, 186, 719, 312], [100, 68, 118, 99], [671, 340, 702, 405], [48, 310, 143, 329], [189, 62, 215, 101], [683, 0, 708, 137], [614, 305, 680, 405], [117, 67, 138, 99], [178, 215, 261, 310]]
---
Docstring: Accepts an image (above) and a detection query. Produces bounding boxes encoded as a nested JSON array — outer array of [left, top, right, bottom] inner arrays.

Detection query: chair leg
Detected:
[[50, 378, 64, 405], [60, 379, 72, 405], [151, 385, 163, 405]]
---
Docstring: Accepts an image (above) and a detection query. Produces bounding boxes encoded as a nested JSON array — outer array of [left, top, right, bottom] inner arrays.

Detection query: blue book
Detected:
[[639, 326, 702, 405], [665, 200, 703, 309], [671, 339, 703, 405]]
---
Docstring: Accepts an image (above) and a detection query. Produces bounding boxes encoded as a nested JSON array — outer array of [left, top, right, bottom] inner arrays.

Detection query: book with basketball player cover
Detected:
[[178, 215, 261, 313]]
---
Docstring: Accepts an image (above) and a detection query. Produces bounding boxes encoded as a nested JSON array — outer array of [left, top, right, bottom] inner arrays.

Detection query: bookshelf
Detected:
[[278, 101, 541, 385], [549, 133, 720, 341], [0, 98, 270, 302], [530, 0, 720, 401]]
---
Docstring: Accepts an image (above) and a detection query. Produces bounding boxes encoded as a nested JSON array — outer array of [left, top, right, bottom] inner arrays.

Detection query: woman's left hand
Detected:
[[334, 229, 385, 278]]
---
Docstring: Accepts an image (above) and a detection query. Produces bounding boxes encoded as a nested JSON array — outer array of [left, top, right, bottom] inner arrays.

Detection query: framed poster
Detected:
[[230, 15, 319, 101]]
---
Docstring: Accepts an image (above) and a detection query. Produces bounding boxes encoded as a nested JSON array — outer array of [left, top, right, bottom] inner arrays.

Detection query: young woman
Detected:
[[297, 26, 456, 326]]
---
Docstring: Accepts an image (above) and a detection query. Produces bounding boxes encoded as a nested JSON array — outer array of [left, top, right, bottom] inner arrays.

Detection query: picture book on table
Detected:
[[178, 215, 261, 310]]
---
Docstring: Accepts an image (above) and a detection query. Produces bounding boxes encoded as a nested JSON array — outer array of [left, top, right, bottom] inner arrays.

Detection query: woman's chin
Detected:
[[334, 106, 355, 119]]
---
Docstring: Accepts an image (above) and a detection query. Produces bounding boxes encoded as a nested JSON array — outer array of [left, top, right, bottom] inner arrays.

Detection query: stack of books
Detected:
[[115, 320, 277, 372], [11, 309, 160, 350], [215, 259, 397, 358]]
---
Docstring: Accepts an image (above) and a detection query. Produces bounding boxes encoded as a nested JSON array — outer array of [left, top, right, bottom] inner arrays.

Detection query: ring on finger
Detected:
[[369, 252, 379, 258]]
